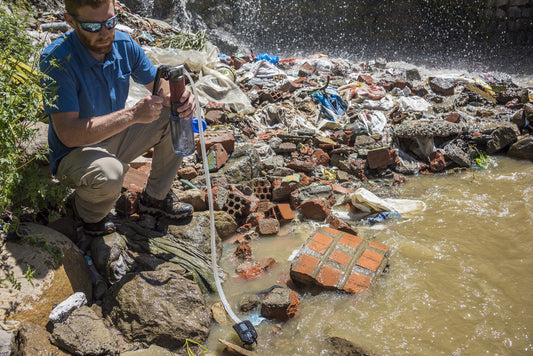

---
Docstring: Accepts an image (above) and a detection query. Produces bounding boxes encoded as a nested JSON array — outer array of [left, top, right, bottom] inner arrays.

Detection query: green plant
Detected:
[[24, 264, 36, 286], [8, 271, 21, 290], [0, 1, 69, 233], [23, 235, 63, 265], [159, 30, 208, 51]]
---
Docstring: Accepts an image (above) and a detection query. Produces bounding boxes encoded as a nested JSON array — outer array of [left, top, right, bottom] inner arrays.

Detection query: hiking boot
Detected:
[[139, 189, 193, 220], [66, 193, 116, 237], [83, 217, 116, 237]]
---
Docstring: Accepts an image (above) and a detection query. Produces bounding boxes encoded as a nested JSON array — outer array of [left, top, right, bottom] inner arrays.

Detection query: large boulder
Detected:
[[103, 267, 211, 350], [49, 306, 117, 355], [0, 223, 91, 326], [508, 135, 533, 161]]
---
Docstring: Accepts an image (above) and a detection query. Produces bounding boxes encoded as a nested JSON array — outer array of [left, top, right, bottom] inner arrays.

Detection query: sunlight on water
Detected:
[[207, 157, 533, 355]]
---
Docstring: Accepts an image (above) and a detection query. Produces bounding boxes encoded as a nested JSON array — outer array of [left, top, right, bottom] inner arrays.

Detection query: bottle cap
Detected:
[[192, 117, 207, 133]]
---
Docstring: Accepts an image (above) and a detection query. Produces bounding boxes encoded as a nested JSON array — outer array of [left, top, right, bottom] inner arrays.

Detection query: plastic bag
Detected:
[[311, 88, 347, 121], [344, 188, 426, 214], [398, 96, 431, 112]]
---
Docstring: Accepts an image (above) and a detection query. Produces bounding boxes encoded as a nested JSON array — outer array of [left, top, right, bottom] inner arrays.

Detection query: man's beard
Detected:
[[78, 30, 114, 56]]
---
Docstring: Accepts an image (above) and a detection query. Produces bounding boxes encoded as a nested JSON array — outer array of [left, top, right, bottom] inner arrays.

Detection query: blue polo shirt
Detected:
[[40, 30, 157, 174]]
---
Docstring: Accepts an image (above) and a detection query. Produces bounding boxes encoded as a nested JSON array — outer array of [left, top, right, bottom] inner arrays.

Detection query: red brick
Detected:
[[290, 253, 320, 284], [316, 264, 342, 289], [369, 241, 389, 253], [338, 233, 363, 249], [312, 149, 330, 166], [300, 199, 331, 221], [286, 158, 315, 173], [196, 132, 235, 155], [277, 203, 294, 222], [343, 272, 372, 293], [237, 263, 264, 280], [329, 249, 351, 266], [367, 147, 397, 170], [327, 216, 359, 236], [357, 249, 384, 272], [429, 151, 446, 173], [357, 74, 373, 85], [257, 218, 280, 235], [204, 109, 224, 124], [123, 167, 148, 189], [321, 226, 343, 237], [177, 166, 198, 180], [307, 232, 333, 254], [207, 143, 228, 172], [446, 112, 461, 123], [331, 184, 353, 195]]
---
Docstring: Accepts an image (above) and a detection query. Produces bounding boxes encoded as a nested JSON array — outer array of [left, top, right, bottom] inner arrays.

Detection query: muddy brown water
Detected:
[[206, 156, 533, 355]]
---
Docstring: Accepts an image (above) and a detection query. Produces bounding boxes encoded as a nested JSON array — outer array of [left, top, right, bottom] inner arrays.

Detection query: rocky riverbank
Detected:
[[1, 2, 533, 355]]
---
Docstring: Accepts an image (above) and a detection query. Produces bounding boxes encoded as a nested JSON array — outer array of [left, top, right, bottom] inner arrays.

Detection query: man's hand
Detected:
[[133, 95, 165, 123], [176, 88, 196, 120]]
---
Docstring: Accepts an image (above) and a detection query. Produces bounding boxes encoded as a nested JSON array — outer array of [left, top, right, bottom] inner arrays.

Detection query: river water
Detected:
[[207, 156, 533, 355]]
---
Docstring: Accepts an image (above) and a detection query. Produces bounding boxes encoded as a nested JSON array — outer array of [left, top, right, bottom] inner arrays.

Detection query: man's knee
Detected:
[[87, 155, 126, 193]]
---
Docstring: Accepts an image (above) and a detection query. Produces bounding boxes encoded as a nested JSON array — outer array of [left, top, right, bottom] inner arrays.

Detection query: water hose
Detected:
[[159, 65, 258, 346]]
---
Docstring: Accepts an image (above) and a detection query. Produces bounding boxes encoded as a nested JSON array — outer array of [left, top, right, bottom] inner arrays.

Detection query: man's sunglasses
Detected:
[[73, 15, 118, 33]]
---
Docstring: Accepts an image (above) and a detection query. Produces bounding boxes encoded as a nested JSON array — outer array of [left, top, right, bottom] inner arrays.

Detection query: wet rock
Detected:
[[104, 268, 211, 350], [120, 344, 178, 355], [211, 302, 230, 325], [116, 184, 143, 216], [91, 232, 136, 285], [234, 241, 252, 262], [260, 287, 300, 322], [239, 294, 261, 312], [429, 77, 455, 96], [50, 305, 116, 355], [0, 223, 92, 325], [442, 138, 473, 167], [0, 321, 20, 356], [19, 322, 69, 356], [163, 211, 223, 258], [324, 336, 378, 356], [486, 126, 518, 154], [508, 135, 533, 161], [405, 68, 421, 81]]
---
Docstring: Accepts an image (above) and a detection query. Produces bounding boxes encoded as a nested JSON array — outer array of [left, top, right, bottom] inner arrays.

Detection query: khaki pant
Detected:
[[56, 107, 182, 223]]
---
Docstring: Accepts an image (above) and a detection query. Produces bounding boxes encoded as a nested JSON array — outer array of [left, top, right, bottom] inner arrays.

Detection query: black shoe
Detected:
[[67, 193, 116, 237], [139, 189, 193, 220]]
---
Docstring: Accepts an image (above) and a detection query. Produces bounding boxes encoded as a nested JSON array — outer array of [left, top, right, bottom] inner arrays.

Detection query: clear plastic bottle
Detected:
[[168, 70, 195, 156]]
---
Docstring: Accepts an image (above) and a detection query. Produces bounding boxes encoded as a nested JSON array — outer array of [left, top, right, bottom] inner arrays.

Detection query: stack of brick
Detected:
[[290, 227, 389, 294]]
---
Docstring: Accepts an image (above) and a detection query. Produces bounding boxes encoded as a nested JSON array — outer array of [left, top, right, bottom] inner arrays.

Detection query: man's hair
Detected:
[[64, 0, 113, 16]]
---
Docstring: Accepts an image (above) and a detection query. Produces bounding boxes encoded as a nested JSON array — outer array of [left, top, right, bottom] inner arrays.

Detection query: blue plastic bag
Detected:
[[312, 89, 347, 121], [365, 211, 401, 224], [256, 53, 279, 66]]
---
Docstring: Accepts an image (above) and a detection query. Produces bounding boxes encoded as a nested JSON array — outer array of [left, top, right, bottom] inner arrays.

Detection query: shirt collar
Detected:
[[70, 30, 121, 68]]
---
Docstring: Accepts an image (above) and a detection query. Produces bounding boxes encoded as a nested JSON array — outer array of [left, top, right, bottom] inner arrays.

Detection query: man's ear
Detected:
[[64, 13, 75, 29]]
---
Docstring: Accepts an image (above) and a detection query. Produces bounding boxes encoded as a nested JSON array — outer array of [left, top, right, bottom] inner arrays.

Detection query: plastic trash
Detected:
[[256, 53, 279, 66], [311, 88, 347, 121], [343, 188, 426, 214], [398, 96, 431, 112], [365, 211, 402, 224], [218, 53, 232, 65]]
